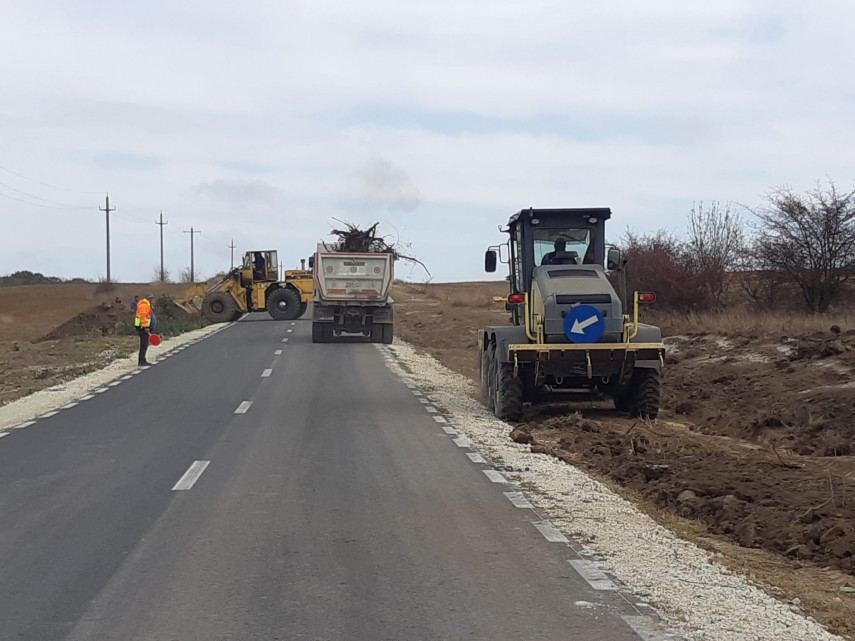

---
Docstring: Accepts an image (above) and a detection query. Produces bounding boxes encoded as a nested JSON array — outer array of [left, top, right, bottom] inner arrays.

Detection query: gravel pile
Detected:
[[385, 340, 844, 641]]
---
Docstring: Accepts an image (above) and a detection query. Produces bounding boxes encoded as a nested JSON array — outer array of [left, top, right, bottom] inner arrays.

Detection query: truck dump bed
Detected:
[[313, 252, 394, 303]]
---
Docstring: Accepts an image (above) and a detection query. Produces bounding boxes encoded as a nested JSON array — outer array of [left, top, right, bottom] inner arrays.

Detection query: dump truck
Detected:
[[479, 207, 665, 420], [311, 247, 394, 343], [201, 250, 313, 323]]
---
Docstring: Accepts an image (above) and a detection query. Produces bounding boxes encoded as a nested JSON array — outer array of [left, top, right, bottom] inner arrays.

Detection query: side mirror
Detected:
[[606, 247, 622, 271], [485, 250, 497, 273], [308, 256, 315, 270]]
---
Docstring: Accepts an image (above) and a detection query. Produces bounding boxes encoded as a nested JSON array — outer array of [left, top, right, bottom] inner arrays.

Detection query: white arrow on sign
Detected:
[[571, 315, 599, 334]]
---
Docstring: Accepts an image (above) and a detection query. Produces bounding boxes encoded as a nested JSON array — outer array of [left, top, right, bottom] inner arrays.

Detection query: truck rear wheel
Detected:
[[267, 288, 301, 321], [494, 358, 523, 421], [382, 324, 393, 344], [202, 292, 237, 323], [629, 368, 660, 419], [312, 322, 332, 343]]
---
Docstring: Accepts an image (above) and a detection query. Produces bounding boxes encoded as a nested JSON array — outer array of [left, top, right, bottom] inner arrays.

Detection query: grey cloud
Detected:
[[359, 158, 421, 214]]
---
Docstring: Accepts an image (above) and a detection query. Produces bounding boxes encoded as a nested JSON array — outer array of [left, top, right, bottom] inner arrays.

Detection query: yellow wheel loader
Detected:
[[200, 250, 312, 323]]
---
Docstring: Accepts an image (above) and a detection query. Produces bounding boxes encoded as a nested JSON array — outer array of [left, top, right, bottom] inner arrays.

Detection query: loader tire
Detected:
[[267, 288, 302, 321], [494, 359, 523, 422], [298, 302, 308, 319], [202, 292, 237, 323], [479, 344, 490, 401], [629, 368, 660, 419]]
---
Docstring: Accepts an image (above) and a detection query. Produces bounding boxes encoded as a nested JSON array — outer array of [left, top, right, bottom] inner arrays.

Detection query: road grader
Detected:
[[479, 208, 665, 421]]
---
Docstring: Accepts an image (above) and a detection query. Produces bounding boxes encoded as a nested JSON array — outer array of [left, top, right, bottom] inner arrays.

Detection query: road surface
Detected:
[[0, 314, 659, 640]]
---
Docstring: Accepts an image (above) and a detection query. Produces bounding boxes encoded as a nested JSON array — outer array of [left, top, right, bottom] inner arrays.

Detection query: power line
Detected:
[[0, 180, 91, 209], [0, 165, 101, 194]]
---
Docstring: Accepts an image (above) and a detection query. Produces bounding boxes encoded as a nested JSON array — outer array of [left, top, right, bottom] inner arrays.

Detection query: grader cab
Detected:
[[479, 208, 665, 421]]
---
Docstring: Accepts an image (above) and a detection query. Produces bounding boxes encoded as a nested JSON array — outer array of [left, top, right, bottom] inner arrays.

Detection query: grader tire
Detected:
[[267, 288, 301, 321], [479, 344, 490, 402], [202, 292, 237, 323], [629, 368, 660, 419], [494, 360, 523, 422]]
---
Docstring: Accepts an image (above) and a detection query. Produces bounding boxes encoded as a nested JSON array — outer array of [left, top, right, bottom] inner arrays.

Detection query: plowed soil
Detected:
[[393, 281, 855, 639]]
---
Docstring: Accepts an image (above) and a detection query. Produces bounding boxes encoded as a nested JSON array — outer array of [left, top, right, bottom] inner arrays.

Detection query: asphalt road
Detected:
[[0, 314, 655, 641]]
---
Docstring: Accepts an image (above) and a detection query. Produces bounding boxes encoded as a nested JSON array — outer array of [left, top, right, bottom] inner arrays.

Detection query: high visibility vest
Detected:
[[135, 299, 152, 328]]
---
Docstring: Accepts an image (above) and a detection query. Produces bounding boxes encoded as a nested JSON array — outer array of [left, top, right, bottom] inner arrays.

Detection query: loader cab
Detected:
[[240, 250, 279, 284]]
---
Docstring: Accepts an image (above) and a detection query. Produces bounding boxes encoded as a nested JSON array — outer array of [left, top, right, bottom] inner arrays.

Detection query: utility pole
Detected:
[[184, 227, 201, 283], [229, 239, 236, 270], [99, 193, 115, 282], [155, 211, 168, 282]]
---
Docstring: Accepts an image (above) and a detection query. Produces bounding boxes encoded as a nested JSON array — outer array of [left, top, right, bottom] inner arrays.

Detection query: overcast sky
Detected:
[[2, 0, 853, 283]]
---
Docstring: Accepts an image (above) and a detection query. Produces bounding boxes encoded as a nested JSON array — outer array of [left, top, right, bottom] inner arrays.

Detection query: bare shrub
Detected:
[[753, 181, 855, 312]]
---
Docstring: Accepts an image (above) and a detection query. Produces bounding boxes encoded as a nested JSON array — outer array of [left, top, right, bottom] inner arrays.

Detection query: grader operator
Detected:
[[479, 208, 665, 421]]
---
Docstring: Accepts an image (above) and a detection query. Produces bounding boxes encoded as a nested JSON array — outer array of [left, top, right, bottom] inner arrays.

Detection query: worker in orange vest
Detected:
[[134, 293, 154, 366]]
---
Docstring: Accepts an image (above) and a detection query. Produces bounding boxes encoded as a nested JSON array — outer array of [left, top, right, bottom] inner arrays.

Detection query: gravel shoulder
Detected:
[[384, 339, 846, 641]]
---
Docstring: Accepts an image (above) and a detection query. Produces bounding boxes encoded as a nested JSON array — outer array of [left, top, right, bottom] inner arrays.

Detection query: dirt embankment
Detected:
[[393, 281, 855, 638]]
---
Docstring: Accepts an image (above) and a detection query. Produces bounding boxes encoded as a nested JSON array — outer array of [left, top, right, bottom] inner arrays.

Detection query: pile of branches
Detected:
[[324, 220, 431, 276]]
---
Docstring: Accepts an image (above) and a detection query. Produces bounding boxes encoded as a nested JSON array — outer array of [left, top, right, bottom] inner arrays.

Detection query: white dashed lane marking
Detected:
[[172, 460, 210, 491], [418, 398, 429, 404], [274, 350, 283, 355], [440, 425, 458, 435], [620, 615, 672, 641], [234, 401, 252, 414], [0, 432, 8, 439], [533, 521, 569, 543], [424, 406, 437, 414], [453, 437, 473, 448], [466, 452, 487, 464], [432, 416, 448, 424], [15, 421, 36, 430], [41, 411, 59, 418], [261, 369, 273, 378], [108, 381, 122, 387], [80, 394, 95, 401], [281, 338, 289, 343], [61, 402, 78, 409]]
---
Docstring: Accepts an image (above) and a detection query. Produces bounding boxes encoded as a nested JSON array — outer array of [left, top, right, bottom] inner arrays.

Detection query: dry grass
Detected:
[[651, 309, 855, 338]]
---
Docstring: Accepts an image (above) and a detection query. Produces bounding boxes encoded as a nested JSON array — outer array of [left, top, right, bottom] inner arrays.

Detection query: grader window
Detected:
[[534, 229, 591, 266]]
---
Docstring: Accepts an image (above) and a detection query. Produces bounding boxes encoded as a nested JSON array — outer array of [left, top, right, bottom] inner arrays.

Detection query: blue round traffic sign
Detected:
[[563, 305, 605, 343]]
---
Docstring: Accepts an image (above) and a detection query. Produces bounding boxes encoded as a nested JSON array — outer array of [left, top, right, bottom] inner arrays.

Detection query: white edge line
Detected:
[[533, 521, 569, 543], [172, 460, 211, 491], [567, 560, 619, 591], [234, 401, 252, 414], [483, 469, 507, 483], [620, 615, 671, 641], [504, 491, 534, 509]]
